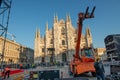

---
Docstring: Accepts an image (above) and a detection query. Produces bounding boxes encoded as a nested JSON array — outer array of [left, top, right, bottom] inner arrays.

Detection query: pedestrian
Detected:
[[60, 71, 63, 79], [94, 58, 105, 80], [4, 66, 10, 79], [20, 63, 22, 69]]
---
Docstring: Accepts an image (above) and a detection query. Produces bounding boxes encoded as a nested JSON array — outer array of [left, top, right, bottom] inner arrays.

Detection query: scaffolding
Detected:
[[0, 0, 12, 71]]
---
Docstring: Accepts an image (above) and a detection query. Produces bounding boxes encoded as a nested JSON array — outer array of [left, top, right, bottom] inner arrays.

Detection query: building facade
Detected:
[[34, 15, 93, 64], [104, 34, 120, 61], [0, 36, 34, 65], [95, 48, 107, 60], [95, 48, 106, 56]]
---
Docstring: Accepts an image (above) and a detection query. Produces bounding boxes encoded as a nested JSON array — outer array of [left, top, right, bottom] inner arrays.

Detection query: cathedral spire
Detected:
[[85, 27, 92, 37], [54, 14, 58, 23], [35, 28, 40, 39], [66, 14, 71, 23], [46, 22, 48, 31], [85, 27, 92, 47]]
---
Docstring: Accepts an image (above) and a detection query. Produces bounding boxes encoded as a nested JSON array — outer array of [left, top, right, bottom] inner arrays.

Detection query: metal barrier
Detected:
[[62, 77, 89, 80], [39, 70, 60, 80], [28, 70, 60, 80], [106, 64, 120, 80]]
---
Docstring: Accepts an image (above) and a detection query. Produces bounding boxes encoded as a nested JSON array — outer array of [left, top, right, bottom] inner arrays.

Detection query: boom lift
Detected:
[[70, 6, 96, 77]]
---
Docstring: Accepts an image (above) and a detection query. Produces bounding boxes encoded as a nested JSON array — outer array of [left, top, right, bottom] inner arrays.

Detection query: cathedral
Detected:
[[34, 15, 92, 64]]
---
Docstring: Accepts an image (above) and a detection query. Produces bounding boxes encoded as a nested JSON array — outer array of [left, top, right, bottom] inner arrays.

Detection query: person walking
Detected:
[[60, 71, 63, 80], [94, 58, 105, 80], [20, 63, 22, 69], [4, 66, 10, 79]]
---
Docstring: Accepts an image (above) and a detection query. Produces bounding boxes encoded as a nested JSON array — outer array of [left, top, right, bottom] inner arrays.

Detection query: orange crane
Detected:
[[69, 6, 96, 77]]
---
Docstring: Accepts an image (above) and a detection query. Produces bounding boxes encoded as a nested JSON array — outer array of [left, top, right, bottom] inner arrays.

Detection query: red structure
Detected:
[[69, 6, 96, 77]]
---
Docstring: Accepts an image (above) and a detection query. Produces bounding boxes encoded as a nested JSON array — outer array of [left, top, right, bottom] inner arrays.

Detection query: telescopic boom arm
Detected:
[[74, 6, 96, 59]]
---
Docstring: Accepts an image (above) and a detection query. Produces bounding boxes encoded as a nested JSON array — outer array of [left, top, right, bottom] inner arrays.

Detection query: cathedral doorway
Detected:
[[47, 48, 55, 64], [62, 53, 67, 62], [50, 56, 53, 63], [41, 57, 45, 62]]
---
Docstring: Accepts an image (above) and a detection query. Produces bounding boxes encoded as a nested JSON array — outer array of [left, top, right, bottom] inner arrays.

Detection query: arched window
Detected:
[[61, 27, 65, 35], [62, 40, 65, 45], [50, 39, 53, 44], [74, 38, 77, 42], [42, 48, 44, 52]]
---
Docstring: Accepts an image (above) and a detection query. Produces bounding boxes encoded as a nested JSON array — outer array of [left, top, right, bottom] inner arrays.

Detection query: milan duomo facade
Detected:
[[34, 15, 92, 64]]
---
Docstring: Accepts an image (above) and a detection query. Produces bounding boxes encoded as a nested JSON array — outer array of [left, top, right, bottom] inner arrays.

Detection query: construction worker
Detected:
[[94, 57, 105, 80], [4, 66, 10, 79]]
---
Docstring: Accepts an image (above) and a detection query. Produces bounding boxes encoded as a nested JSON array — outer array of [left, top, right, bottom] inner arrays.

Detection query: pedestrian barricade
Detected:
[[39, 70, 60, 80], [61, 77, 89, 80], [27, 70, 60, 80], [105, 64, 120, 80]]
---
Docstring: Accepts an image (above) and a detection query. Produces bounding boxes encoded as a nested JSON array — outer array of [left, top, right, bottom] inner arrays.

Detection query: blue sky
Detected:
[[6, 0, 120, 49]]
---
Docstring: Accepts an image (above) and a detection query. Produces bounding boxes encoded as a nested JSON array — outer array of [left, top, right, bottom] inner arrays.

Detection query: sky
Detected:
[[4, 0, 120, 49]]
